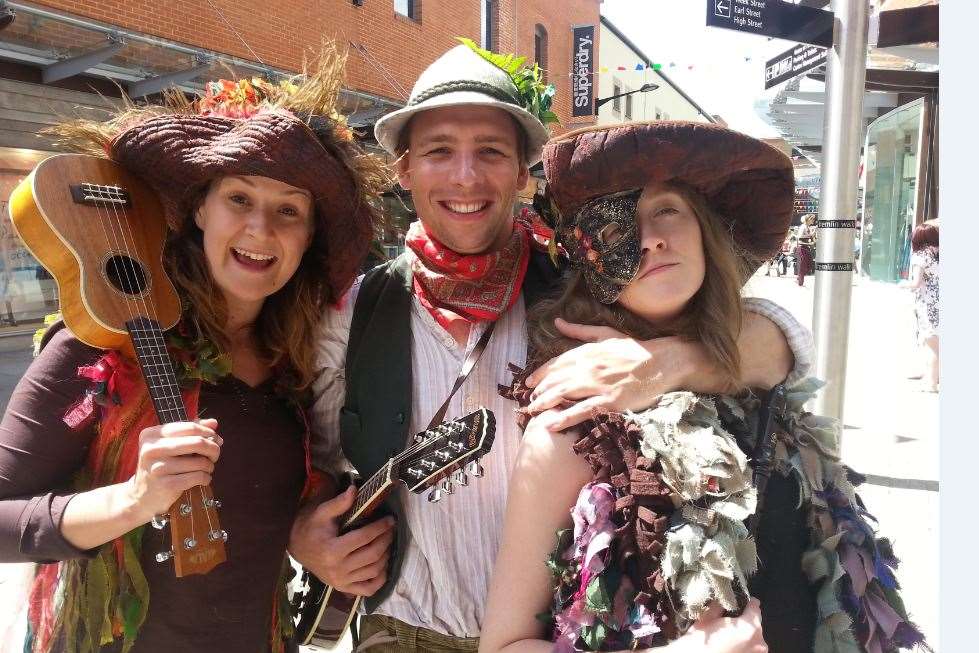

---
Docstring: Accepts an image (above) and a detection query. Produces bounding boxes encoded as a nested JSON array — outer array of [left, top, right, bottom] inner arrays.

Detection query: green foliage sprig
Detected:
[[457, 37, 560, 128]]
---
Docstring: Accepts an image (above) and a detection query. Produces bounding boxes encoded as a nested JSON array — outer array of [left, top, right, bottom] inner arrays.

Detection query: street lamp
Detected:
[[593, 82, 659, 115]]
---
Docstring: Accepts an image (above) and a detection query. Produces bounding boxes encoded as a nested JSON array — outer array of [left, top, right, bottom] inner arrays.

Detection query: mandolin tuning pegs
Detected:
[[150, 514, 169, 529], [466, 459, 484, 478], [452, 469, 468, 486], [155, 549, 174, 563], [440, 479, 454, 495], [427, 487, 443, 503]]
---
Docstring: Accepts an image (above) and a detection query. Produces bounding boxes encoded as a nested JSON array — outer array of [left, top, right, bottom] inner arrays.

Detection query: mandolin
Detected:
[[291, 407, 496, 647], [8, 153, 227, 576]]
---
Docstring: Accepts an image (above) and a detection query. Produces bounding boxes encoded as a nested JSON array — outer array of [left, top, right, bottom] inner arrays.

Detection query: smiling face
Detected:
[[194, 175, 314, 321], [615, 183, 706, 324], [396, 105, 530, 254]]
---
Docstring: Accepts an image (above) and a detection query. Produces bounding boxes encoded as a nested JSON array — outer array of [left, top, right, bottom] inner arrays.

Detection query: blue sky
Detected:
[[599, 0, 815, 137]]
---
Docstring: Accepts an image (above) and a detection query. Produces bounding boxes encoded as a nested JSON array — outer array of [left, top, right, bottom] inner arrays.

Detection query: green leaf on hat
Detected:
[[456, 37, 561, 129]]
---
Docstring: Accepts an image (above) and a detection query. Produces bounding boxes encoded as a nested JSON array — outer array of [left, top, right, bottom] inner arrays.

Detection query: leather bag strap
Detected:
[[427, 321, 497, 430]]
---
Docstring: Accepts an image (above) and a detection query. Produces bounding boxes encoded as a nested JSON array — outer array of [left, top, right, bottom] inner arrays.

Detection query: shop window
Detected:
[[395, 0, 417, 19], [481, 1, 497, 49], [861, 98, 924, 282], [534, 24, 548, 82]]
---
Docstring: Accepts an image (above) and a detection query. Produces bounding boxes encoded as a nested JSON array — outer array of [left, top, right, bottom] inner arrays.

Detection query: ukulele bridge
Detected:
[[70, 183, 132, 207]]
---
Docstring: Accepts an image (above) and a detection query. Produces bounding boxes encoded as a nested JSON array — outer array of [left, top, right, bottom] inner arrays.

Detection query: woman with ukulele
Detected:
[[0, 47, 386, 652]]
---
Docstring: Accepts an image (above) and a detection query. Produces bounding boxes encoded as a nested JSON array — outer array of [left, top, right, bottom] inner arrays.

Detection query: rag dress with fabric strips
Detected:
[[500, 372, 929, 653]]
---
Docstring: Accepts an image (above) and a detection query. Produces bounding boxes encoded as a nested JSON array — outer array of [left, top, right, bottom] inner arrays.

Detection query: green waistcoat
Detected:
[[340, 248, 561, 613]]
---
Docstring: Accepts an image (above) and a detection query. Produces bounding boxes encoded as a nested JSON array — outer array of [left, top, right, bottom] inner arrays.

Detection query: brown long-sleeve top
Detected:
[[0, 328, 307, 652]]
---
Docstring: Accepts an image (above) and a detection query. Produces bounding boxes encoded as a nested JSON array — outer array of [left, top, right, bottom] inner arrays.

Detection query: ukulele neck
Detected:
[[126, 317, 187, 424]]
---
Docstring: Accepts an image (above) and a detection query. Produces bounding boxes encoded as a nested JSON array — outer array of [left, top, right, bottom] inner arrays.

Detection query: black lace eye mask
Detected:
[[558, 189, 644, 304]]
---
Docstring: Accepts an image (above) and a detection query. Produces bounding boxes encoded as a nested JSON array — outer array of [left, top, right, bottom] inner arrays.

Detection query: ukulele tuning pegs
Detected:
[[208, 529, 229, 542], [452, 469, 469, 487], [204, 498, 222, 509], [427, 487, 443, 503], [183, 537, 198, 550], [150, 514, 169, 529], [155, 549, 174, 563], [465, 459, 484, 478], [440, 478, 454, 495]]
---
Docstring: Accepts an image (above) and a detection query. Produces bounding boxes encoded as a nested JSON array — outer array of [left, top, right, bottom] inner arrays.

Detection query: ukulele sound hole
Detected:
[[105, 255, 148, 295]]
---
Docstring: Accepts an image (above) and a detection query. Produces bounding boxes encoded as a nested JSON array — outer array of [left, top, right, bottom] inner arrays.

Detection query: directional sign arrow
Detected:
[[715, 0, 731, 19]]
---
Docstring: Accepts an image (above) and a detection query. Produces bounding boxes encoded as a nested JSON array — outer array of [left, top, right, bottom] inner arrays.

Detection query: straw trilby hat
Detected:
[[374, 44, 552, 165]]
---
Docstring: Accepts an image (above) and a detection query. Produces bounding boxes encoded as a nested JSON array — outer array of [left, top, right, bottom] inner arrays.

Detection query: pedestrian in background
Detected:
[[795, 214, 816, 286], [901, 221, 939, 392]]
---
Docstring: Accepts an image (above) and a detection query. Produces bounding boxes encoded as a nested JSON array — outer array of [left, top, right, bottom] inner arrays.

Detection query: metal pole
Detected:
[[812, 0, 869, 422]]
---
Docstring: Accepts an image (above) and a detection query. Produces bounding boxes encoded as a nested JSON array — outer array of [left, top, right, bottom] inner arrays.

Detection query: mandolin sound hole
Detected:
[[105, 255, 148, 296]]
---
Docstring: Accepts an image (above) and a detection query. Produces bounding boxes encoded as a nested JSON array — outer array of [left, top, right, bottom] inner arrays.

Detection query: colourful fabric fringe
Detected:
[[25, 323, 316, 652], [503, 367, 929, 652]]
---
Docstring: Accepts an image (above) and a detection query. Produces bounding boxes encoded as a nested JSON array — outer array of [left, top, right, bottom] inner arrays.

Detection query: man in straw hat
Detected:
[[289, 42, 813, 651]]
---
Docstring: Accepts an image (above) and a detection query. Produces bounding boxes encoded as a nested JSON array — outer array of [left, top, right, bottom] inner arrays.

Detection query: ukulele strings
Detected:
[[101, 184, 217, 541], [89, 181, 214, 548]]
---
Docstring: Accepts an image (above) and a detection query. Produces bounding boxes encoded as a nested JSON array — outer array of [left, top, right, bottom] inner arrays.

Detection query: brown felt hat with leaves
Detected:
[[50, 43, 389, 304], [542, 121, 795, 265]]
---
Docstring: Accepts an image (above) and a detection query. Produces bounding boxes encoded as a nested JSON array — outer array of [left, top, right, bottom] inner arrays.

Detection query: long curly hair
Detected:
[[45, 42, 392, 396], [529, 183, 752, 390]]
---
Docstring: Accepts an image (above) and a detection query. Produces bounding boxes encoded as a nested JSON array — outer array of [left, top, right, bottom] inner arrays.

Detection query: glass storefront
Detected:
[[0, 148, 58, 328], [860, 98, 924, 282]]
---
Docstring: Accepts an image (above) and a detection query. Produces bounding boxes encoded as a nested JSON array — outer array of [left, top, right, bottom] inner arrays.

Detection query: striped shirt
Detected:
[[309, 277, 812, 637]]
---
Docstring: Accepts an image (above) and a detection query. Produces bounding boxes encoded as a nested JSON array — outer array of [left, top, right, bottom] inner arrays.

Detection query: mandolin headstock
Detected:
[[154, 486, 227, 577], [395, 408, 496, 501]]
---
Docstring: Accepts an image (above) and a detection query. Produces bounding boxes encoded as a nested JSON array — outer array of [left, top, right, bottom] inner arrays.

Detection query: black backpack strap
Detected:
[[522, 248, 566, 309]]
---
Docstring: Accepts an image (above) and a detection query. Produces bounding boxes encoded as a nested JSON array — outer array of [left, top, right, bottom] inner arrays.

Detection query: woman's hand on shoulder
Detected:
[[668, 599, 767, 653], [125, 418, 223, 522]]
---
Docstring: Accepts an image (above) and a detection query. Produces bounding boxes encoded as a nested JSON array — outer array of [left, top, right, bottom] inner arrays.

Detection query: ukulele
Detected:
[[291, 407, 497, 647], [8, 153, 227, 576]]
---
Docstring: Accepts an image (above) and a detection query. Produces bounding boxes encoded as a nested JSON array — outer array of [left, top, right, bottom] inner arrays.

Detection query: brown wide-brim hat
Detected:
[[542, 121, 795, 269], [109, 109, 374, 302]]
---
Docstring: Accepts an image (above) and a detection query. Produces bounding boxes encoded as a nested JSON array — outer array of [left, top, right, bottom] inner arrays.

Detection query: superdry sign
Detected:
[[571, 25, 595, 117]]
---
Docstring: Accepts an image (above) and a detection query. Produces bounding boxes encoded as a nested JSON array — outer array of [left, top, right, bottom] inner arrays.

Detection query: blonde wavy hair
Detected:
[[529, 183, 754, 390], [46, 42, 392, 396]]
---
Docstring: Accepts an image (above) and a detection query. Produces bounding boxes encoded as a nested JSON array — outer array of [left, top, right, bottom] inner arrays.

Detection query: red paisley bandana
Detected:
[[406, 217, 531, 331]]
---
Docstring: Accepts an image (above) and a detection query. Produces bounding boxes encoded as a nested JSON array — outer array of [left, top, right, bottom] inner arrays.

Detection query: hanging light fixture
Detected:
[[0, 2, 15, 31]]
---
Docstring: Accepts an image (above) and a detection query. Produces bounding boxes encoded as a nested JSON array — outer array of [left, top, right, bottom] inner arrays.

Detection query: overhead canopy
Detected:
[[762, 0, 938, 164]]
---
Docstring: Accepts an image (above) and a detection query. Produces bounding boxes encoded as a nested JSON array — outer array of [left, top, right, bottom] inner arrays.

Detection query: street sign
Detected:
[[706, 0, 833, 47], [764, 42, 828, 89]]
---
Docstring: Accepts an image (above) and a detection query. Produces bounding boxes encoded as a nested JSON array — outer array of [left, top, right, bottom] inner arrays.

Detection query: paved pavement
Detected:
[[0, 272, 939, 651], [746, 270, 940, 651]]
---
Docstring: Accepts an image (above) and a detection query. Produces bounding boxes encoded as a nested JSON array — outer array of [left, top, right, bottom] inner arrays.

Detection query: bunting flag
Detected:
[[549, 54, 768, 78]]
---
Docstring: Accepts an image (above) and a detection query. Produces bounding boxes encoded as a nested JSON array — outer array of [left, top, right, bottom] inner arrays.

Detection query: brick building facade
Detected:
[[13, 0, 601, 129], [0, 0, 601, 330]]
